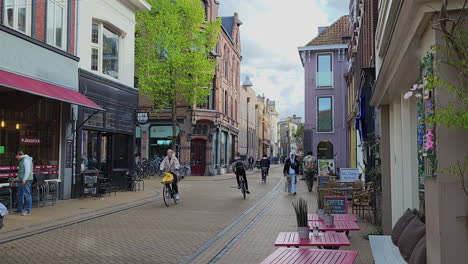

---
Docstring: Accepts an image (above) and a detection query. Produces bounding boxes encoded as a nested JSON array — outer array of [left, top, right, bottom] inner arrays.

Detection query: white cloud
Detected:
[[219, 0, 347, 118]]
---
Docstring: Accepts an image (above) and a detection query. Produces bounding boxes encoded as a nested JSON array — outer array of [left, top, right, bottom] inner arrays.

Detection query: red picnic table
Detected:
[[309, 214, 358, 222], [274, 232, 350, 248], [260, 247, 358, 264], [309, 220, 360, 232]]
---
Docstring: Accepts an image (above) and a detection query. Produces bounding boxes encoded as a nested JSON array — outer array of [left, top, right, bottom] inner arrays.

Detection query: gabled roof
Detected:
[[306, 15, 349, 46], [221, 17, 235, 40]]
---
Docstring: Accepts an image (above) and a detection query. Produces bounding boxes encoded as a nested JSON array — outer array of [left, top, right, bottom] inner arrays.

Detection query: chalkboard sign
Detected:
[[82, 169, 98, 196], [340, 168, 359, 182], [318, 176, 330, 187], [324, 196, 348, 214]]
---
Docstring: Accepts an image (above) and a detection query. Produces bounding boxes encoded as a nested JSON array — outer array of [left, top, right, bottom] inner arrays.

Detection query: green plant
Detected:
[[317, 191, 325, 209], [135, 0, 221, 150], [324, 200, 333, 215], [441, 156, 468, 197], [292, 198, 308, 227]]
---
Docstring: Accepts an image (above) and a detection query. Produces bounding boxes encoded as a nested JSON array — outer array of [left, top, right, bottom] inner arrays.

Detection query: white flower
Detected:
[[418, 84, 425, 90], [404, 91, 413, 100], [415, 94, 423, 98], [411, 84, 418, 91]]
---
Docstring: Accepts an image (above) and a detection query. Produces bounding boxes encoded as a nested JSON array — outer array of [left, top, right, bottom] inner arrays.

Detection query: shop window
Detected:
[[0, 96, 60, 170], [317, 53, 333, 87], [91, 22, 120, 79], [46, 0, 67, 49], [3, 0, 31, 35], [317, 96, 333, 133]]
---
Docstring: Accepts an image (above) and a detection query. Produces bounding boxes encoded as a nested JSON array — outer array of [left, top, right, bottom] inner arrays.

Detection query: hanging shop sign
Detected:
[[20, 136, 40, 145], [136, 112, 149, 125]]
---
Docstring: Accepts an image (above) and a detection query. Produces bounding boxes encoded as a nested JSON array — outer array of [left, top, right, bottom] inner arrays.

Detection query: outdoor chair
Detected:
[[46, 181, 59, 205], [352, 189, 374, 218], [32, 173, 48, 207]]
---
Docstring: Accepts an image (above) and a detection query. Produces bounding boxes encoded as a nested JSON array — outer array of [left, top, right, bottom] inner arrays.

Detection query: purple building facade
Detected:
[[299, 16, 350, 171]]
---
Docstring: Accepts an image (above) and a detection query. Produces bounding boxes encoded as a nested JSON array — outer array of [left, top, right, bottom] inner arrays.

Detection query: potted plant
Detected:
[[292, 198, 309, 239], [324, 201, 335, 226], [317, 191, 325, 219]]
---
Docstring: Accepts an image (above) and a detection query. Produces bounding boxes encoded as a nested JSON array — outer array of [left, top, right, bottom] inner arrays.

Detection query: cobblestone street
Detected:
[[0, 167, 373, 264]]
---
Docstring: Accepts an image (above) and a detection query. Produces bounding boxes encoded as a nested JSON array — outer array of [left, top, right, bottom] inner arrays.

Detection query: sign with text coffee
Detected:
[[324, 196, 348, 214]]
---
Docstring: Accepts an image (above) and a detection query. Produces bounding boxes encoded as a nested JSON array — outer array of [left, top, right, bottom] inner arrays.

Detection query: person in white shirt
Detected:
[[283, 151, 299, 195], [160, 149, 181, 200]]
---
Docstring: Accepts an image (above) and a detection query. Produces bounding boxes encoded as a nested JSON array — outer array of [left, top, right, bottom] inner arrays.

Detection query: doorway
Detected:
[[190, 139, 206, 176], [317, 140, 334, 159]]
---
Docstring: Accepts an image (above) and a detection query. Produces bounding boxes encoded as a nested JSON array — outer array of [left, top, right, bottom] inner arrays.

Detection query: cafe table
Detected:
[[309, 220, 360, 232], [309, 213, 358, 222], [274, 232, 350, 249], [260, 247, 358, 264]]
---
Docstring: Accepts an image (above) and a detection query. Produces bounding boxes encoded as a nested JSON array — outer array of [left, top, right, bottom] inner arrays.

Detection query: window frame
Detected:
[[46, 0, 67, 49], [3, 0, 32, 35], [316, 96, 334, 133], [90, 21, 121, 80], [316, 52, 334, 88]]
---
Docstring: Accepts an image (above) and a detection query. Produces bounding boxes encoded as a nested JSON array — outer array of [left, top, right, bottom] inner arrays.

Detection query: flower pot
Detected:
[[317, 209, 325, 219], [324, 215, 334, 226], [297, 226, 310, 239]]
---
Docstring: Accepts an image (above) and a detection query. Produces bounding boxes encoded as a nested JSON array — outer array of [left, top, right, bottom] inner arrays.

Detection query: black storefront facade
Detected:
[[75, 69, 137, 195]]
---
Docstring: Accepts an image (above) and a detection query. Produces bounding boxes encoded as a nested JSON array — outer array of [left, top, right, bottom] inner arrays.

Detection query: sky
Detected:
[[218, 0, 348, 119]]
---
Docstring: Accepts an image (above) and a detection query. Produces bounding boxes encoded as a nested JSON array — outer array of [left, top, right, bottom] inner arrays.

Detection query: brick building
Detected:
[[0, 0, 102, 199], [137, 0, 242, 176]]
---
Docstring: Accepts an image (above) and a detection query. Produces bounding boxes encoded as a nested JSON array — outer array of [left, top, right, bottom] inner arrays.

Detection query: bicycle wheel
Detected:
[[163, 185, 171, 207], [172, 189, 178, 204]]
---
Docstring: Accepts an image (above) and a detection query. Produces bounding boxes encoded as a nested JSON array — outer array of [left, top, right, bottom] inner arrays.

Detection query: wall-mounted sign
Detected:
[[20, 136, 40, 145], [136, 112, 149, 124], [65, 140, 73, 168], [0, 146, 4, 154], [150, 126, 180, 138], [340, 168, 360, 182]]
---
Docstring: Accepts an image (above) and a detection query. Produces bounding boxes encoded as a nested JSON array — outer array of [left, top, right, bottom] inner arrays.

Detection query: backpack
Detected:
[[235, 160, 245, 173], [304, 156, 316, 171]]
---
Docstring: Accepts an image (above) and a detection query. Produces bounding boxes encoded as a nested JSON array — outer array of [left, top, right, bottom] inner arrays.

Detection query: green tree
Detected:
[[135, 0, 221, 150]]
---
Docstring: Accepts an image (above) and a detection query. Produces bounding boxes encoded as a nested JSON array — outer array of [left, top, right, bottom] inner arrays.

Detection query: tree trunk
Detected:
[[171, 98, 177, 153]]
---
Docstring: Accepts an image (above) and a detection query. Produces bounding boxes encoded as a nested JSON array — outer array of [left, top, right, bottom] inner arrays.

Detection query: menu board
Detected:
[[324, 196, 348, 214], [318, 159, 335, 176], [83, 175, 97, 195], [340, 168, 359, 182]]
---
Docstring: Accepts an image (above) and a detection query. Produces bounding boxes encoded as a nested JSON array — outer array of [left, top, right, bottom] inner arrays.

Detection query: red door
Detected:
[[190, 139, 206, 176]]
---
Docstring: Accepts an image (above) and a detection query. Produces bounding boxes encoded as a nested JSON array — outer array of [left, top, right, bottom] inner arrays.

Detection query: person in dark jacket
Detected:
[[283, 151, 299, 195], [260, 154, 270, 174]]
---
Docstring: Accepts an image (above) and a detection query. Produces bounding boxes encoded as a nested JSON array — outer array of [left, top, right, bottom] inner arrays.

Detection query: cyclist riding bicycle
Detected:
[[232, 153, 250, 194], [160, 149, 181, 200], [260, 154, 270, 176]]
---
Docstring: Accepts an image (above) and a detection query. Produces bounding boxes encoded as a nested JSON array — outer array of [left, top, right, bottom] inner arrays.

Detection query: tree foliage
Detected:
[[135, 0, 221, 150]]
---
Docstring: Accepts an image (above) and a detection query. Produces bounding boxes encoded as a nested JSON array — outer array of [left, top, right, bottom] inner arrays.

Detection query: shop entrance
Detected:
[[190, 139, 206, 176]]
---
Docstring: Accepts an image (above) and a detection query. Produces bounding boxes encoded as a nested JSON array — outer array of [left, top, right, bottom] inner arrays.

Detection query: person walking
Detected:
[[303, 151, 317, 192], [283, 151, 299, 195], [248, 156, 255, 171], [160, 149, 181, 200], [13, 151, 33, 216], [232, 153, 250, 193]]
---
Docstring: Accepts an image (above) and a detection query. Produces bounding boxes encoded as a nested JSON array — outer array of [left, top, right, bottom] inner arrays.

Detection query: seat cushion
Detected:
[[409, 235, 426, 264], [391, 208, 415, 245], [398, 217, 426, 261]]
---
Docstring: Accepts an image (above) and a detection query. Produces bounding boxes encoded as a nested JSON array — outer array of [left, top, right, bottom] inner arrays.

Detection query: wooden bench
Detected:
[[368, 235, 406, 264]]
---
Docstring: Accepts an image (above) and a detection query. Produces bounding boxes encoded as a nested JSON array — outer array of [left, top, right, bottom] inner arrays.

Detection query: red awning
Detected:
[[0, 69, 103, 111]]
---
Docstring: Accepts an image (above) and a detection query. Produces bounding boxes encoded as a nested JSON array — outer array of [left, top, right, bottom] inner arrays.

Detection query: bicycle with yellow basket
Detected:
[[160, 172, 178, 207]]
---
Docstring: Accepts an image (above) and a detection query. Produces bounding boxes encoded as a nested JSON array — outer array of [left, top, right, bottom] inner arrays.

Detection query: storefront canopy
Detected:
[[0, 69, 103, 111]]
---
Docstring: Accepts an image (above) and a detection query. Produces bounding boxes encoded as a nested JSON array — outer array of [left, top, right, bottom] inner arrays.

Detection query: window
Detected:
[[46, 0, 66, 49], [3, 0, 31, 35], [224, 91, 228, 115], [317, 53, 333, 87], [317, 96, 333, 132], [90, 22, 120, 79]]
